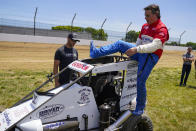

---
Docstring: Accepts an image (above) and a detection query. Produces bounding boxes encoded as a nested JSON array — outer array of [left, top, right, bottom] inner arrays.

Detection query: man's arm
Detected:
[[136, 38, 163, 53], [183, 55, 194, 62], [182, 54, 188, 62], [53, 60, 60, 87], [188, 55, 194, 62], [125, 38, 162, 56]]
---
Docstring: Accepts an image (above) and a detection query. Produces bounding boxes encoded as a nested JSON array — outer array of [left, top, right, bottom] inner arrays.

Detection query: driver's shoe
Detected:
[[90, 41, 98, 58], [132, 109, 144, 116]]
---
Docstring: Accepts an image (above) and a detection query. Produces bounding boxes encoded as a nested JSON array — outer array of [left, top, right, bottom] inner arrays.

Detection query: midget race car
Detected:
[[0, 55, 153, 131]]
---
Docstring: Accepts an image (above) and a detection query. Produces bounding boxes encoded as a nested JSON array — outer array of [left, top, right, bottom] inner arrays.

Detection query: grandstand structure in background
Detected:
[[0, 18, 179, 43]]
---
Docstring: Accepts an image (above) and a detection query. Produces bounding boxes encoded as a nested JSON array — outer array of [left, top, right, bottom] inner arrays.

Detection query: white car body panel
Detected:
[[120, 61, 138, 111], [18, 86, 99, 130], [0, 59, 138, 131]]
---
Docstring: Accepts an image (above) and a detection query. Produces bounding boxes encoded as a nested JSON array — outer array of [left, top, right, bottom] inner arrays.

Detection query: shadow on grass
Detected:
[[175, 84, 184, 87], [187, 85, 196, 90], [175, 84, 196, 89]]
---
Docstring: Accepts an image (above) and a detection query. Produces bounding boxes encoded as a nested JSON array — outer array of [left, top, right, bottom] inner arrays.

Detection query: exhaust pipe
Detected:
[[104, 110, 132, 131], [17, 119, 43, 131], [16, 119, 79, 131], [43, 120, 79, 131]]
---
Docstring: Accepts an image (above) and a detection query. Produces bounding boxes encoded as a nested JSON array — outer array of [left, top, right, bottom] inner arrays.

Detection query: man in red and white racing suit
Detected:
[[90, 4, 169, 115]]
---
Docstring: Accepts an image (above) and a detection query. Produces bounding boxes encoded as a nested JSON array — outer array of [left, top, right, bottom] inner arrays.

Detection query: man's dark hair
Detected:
[[144, 4, 161, 19]]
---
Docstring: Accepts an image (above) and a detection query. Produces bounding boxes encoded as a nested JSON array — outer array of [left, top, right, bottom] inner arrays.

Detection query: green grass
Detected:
[[0, 69, 53, 109], [146, 67, 196, 131], [0, 68, 196, 130]]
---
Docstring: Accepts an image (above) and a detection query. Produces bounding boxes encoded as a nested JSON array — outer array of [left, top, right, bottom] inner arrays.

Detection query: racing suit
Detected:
[[90, 19, 169, 115]]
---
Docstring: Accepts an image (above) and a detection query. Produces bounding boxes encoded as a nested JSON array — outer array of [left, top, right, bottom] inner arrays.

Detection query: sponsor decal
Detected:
[[77, 88, 91, 105], [127, 63, 132, 69], [71, 61, 89, 71], [126, 70, 137, 76], [69, 61, 94, 74], [121, 92, 137, 99], [144, 25, 149, 30], [142, 37, 153, 43], [120, 104, 130, 109], [45, 122, 65, 129], [65, 53, 77, 57], [30, 103, 35, 110], [3, 112, 11, 126], [127, 63, 137, 69], [159, 32, 165, 37], [141, 35, 153, 44], [127, 78, 137, 83], [38, 104, 64, 119], [126, 84, 137, 90]]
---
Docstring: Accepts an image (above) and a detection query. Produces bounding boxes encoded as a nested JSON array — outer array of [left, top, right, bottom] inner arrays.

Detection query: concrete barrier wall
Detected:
[[0, 33, 189, 51], [0, 33, 114, 46], [163, 45, 189, 51], [0, 25, 92, 39]]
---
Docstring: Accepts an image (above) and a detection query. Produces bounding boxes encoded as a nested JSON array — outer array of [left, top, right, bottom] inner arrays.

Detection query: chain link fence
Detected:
[[0, 17, 179, 43], [0, 18, 126, 41]]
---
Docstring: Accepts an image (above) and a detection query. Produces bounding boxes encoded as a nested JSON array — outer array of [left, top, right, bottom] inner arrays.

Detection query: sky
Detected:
[[0, 0, 196, 43]]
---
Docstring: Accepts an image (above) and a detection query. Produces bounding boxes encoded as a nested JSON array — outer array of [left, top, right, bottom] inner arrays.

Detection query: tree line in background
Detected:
[[165, 42, 196, 50], [52, 26, 196, 49], [52, 26, 108, 41], [124, 30, 196, 50], [124, 30, 140, 42]]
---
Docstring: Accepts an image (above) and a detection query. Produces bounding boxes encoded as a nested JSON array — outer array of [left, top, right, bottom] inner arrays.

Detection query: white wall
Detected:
[[0, 33, 189, 51], [0, 33, 114, 46]]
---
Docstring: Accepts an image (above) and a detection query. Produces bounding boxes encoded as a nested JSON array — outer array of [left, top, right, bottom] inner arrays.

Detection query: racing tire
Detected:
[[120, 114, 153, 131]]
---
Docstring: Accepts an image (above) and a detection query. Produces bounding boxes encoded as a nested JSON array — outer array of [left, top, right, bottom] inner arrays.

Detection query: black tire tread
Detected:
[[120, 114, 153, 131]]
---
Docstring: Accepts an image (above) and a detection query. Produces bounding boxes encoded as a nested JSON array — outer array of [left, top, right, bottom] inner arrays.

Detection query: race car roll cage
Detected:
[[12, 55, 129, 108]]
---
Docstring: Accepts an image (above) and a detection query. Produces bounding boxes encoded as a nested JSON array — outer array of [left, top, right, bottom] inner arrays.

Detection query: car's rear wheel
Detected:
[[120, 114, 153, 131]]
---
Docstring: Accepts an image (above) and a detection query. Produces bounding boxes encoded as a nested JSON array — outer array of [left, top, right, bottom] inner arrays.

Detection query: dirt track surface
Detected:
[[0, 41, 195, 70], [0, 42, 90, 70]]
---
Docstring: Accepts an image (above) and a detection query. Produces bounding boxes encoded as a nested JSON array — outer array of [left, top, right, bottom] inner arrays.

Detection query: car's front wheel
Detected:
[[120, 114, 153, 131]]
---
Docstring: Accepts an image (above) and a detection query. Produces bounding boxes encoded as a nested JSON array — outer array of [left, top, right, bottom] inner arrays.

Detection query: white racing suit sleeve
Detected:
[[136, 38, 142, 46], [136, 38, 163, 53]]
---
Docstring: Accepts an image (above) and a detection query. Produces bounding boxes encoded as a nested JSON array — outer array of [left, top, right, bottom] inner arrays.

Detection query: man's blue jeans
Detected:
[[90, 40, 159, 115], [180, 64, 191, 85]]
